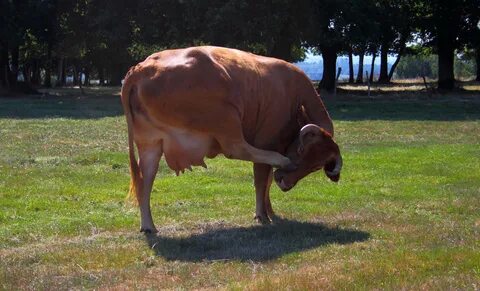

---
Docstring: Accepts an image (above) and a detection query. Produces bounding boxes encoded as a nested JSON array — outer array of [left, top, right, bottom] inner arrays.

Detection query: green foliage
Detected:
[[127, 43, 166, 62], [20, 30, 46, 62], [455, 54, 476, 80], [418, 0, 479, 51], [395, 53, 476, 80], [306, 0, 350, 50], [396, 54, 438, 79]]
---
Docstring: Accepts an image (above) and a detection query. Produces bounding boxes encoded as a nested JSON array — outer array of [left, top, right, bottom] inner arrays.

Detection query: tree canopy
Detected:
[[1, 0, 479, 91]]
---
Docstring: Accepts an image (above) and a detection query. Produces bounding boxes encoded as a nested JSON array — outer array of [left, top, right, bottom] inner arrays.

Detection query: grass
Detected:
[[1, 85, 479, 289]]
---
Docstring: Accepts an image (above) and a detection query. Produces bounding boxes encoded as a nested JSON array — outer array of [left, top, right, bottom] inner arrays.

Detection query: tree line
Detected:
[[1, 0, 478, 92]]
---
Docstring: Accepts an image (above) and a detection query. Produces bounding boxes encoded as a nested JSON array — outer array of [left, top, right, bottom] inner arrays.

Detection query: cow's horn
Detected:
[[299, 124, 321, 148], [326, 155, 343, 176]]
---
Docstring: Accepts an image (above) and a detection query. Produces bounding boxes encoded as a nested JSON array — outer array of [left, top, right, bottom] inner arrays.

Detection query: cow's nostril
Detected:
[[327, 172, 340, 182]]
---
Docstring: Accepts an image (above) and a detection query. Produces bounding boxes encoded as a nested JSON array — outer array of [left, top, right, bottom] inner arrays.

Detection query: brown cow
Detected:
[[121, 46, 342, 233]]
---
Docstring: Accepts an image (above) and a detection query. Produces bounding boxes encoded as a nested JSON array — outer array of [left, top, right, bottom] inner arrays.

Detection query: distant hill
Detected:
[[295, 56, 394, 81]]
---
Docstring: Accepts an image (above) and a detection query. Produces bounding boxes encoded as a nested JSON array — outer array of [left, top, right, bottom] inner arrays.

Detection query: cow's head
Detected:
[[274, 124, 342, 191]]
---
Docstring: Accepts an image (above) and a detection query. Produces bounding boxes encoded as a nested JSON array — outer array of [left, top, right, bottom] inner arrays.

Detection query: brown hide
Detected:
[[122, 46, 333, 170], [120, 46, 340, 232]]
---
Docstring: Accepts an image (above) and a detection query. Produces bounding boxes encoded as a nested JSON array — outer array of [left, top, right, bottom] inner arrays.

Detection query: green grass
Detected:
[[1, 87, 479, 289]]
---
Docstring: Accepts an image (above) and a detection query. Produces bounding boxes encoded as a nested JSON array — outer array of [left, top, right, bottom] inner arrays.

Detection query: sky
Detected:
[[303, 51, 398, 64]]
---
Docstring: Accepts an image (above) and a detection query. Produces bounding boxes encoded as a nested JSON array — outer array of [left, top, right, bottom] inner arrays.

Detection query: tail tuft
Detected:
[[121, 81, 141, 206], [126, 178, 138, 205]]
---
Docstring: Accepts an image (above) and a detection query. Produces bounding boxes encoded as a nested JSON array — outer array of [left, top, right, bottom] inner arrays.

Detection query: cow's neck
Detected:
[[297, 76, 334, 136]]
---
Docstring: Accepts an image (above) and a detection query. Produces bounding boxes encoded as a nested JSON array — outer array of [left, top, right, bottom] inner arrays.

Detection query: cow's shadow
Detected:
[[145, 217, 369, 262]]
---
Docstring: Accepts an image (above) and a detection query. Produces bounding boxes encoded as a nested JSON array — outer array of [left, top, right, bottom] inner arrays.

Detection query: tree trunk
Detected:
[[356, 51, 365, 84], [23, 64, 32, 85], [388, 35, 407, 82], [44, 66, 52, 87], [31, 59, 41, 86], [388, 54, 402, 81], [72, 65, 85, 95], [0, 44, 8, 87], [44, 45, 52, 87], [99, 66, 105, 86], [55, 58, 64, 87], [348, 49, 354, 83], [84, 68, 90, 86], [110, 64, 124, 86], [9, 45, 19, 88], [61, 59, 66, 85], [437, 38, 455, 91], [73, 65, 79, 86], [56, 57, 64, 87], [378, 43, 389, 83], [476, 49, 480, 82], [369, 51, 376, 83], [318, 46, 337, 92]]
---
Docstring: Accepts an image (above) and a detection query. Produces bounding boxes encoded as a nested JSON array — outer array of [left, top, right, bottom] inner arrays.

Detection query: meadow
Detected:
[[0, 85, 479, 289]]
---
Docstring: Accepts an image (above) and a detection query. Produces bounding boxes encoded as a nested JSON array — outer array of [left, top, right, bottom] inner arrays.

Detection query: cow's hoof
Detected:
[[254, 215, 271, 225], [140, 228, 158, 234]]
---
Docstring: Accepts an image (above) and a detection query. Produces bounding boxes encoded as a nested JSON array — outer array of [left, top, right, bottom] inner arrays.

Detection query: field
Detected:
[[1, 85, 479, 289]]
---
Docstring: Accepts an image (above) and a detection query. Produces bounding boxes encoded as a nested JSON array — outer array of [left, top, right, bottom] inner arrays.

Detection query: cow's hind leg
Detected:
[[263, 168, 275, 219], [137, 144, 162, 233], [253, 163, 274, 224]]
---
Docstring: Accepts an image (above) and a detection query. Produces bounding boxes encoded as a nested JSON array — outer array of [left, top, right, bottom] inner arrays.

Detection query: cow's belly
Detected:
[[158, 126, 220, 174]]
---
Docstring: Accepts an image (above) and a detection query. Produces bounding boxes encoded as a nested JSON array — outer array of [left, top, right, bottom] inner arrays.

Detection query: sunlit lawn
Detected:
[[1, 86, 479, 289]]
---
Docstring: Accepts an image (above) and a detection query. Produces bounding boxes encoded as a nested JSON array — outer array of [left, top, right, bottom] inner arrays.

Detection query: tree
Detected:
[[458, 5, 480, 81], [419, 0, 479, 90], [396, 52, 437, 79], [129, 0, 307, 64], [202, 0, 307, 62], [0, 0, 55, 89], [376, 0, 415, 83], [3, 0, 480, 91], [343, 0, 379, 84], [305, 0, 350, 91]]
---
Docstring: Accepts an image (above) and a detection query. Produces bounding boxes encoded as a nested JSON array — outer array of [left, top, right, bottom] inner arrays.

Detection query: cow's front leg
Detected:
[[221, 139, 291, 169], [213, 115, 293, 169], [137, 145, 162, 233], [253, 163, 274, 224]]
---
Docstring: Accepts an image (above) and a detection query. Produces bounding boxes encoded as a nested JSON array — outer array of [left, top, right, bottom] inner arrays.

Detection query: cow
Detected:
[[120, 46, 342, 233]]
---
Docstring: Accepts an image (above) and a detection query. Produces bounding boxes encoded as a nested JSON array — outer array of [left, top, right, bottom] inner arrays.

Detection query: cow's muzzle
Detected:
[[325, 155, 342, 182]]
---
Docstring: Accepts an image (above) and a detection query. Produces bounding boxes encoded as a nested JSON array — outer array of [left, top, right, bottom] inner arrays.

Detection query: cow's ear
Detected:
[[299, 124, 322, 151], [297, 105, 311, 127], [318, 127, 333, 140]]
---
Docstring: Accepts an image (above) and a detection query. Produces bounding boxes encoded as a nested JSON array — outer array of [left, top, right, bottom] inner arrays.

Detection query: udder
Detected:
[[162, 127, 219, 175]]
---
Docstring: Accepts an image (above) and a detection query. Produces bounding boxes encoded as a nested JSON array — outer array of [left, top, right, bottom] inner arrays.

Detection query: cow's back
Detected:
[[123, 46, 303, 172], [132, 47, 233, 120]]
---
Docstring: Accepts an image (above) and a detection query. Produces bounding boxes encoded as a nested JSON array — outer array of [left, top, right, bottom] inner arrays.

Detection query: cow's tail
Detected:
[[121, 76, 141, 205]]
